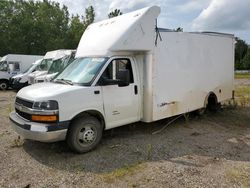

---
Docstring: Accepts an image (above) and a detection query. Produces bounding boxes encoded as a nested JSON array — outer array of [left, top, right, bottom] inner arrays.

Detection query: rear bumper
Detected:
[[9, 111, 69, 142]]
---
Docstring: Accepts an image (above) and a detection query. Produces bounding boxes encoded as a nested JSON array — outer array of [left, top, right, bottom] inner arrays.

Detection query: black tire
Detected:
[[66, 115, 103, 153], [207, 102, 221, 112], [0, 80, 8, 90]]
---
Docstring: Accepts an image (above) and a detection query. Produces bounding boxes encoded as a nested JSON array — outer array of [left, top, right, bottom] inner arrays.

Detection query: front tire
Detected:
[[0, 80, 8, 90], [66, 115, 103, 153]]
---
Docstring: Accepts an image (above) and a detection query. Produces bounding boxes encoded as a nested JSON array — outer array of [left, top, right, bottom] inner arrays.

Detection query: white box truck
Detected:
[[9, 6, 234, 153], [10, 59, 42, 90], [28, 49, 75, 84], [0, 54, 43, 90]]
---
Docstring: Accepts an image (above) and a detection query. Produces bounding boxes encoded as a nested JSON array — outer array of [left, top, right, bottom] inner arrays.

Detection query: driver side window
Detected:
[[99, 58, 134, 85]]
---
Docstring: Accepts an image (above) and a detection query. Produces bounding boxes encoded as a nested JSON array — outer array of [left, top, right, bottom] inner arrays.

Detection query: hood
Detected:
[[17, 82, 84, 101], [35, 73, 57, 82], [28, 71, 47, 78], [12, 73, 24, 79], [36, 73, 57, 80]]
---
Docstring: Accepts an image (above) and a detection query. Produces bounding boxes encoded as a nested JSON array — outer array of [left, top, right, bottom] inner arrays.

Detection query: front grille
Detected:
[[16, 108, 31, 121], [15, 97, 33, 108], [29, 77, 35, 84], [15, 97, 33, 120]]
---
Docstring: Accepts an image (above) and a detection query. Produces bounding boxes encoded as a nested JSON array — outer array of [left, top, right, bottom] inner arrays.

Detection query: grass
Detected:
[[226, 166, 250, 187], [235, 73, 250, 79], [234, 85, 250, 106], [103, 163, 145, 183]]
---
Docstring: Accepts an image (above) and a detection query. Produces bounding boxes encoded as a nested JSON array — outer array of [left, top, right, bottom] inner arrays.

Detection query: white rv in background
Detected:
[[28, 49, 75, 84], [34, 50, 75, 83], [10, 59, 42, 90], [0, 54, 43, 90], [10, 6, 234, 153]]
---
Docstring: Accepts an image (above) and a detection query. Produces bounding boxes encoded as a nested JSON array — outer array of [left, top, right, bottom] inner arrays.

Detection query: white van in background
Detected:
[[34, 50, 75, 83], [0, 54, 43, 90], [28, 49, 75, 84], [10, 59, 42, 90]]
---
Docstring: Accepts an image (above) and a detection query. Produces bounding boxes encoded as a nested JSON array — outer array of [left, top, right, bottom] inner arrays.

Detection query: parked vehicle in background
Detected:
[[34, 50, 75, 83], [28, 50, 75, 84], [0, 54, 43, 90], [10, 59, 42, 90], [9, 6, 235, 153]]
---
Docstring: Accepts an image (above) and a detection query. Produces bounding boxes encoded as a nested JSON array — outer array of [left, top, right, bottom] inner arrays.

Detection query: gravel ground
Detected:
[[0, 80, 249, 188]]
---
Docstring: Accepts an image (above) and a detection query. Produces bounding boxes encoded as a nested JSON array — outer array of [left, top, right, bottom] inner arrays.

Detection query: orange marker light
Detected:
[[32, 115, 57, 122]]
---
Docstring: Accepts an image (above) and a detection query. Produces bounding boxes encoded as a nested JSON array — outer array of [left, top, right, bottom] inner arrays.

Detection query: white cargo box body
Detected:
[[149, 32, 234, 121]]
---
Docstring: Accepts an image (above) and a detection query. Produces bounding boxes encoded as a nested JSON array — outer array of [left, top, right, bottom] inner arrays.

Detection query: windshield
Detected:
[[38, 59, 53, 71], [47, 55, 73, 74], [23, 64, 35, 74], [54, 57, 108, 86], [48, 58, 64, 74], [0, 61, 8, 71]]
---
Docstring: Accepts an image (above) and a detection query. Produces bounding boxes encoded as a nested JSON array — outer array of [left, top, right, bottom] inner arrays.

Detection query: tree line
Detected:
[[0, 0, 249, 70], [0, 0, 122, 57], [235, 38, 250, 70]]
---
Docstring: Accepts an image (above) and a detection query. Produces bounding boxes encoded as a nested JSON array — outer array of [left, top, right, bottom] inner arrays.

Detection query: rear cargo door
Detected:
[[98, 57, 140, 129]]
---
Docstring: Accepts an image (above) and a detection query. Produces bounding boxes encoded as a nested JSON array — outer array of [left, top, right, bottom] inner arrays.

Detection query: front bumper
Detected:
[[9, 111, 69, 142], [11, 81, 28, 90]]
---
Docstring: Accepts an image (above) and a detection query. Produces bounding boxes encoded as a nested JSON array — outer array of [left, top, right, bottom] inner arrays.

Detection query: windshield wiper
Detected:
[[54, 78, 73, 85]]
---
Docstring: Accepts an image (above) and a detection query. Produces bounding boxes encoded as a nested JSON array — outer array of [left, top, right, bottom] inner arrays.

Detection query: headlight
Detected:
[[33, 100, 58, 110]]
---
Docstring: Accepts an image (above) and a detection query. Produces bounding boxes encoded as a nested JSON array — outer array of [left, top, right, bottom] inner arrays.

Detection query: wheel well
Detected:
[[205, 92, 219, 111], [70, 110, 105, 130], [207, 93, 218, 106], [0, 79, 9, 83]]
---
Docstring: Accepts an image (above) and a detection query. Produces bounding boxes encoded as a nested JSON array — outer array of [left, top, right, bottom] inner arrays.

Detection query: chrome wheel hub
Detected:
[[78, 127, 96, 145], [83, 129, 95, 143]]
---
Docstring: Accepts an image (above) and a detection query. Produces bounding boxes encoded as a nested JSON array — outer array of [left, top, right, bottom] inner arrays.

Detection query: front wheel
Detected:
[[66, 115, 103, 153], [0, 80, 8, 90]]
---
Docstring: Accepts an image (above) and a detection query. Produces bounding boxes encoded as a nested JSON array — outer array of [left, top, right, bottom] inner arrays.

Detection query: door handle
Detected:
[[134, 85, 138, 95], [94, 90, 100, 94]]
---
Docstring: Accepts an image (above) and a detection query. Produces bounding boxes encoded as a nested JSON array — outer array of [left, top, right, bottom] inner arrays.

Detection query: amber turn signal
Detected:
[[31, 115, 57, 122]]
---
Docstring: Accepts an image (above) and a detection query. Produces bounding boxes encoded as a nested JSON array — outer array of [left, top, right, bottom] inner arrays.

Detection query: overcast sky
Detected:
[[55, 0, 250, 43]]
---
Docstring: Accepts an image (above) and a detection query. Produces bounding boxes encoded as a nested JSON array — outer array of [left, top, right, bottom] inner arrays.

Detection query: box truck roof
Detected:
[[44, 50, 74, 60], [76, 6, 161, 57], [0, 54, 43, 62], [76, 6, 235, 58]]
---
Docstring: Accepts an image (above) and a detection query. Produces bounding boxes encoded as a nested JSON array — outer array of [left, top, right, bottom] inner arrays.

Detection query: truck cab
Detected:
[[10, 55, 141, 153]]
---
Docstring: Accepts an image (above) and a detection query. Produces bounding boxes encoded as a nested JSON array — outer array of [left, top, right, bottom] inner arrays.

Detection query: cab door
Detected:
[[97, 57, 140, 129]]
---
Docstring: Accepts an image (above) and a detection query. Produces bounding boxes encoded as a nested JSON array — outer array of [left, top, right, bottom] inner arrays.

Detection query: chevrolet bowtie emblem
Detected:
[[18, 104, 23, 111]]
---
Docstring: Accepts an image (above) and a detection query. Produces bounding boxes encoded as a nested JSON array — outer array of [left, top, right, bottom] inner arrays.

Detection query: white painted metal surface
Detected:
[[76, 6, 160, 57], [150, 32, 234, 121]]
